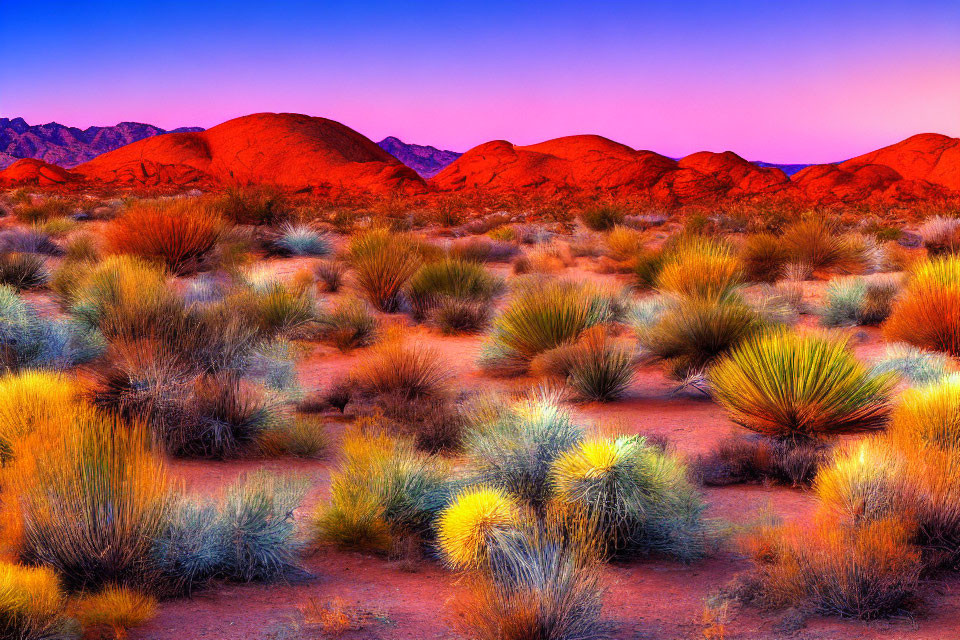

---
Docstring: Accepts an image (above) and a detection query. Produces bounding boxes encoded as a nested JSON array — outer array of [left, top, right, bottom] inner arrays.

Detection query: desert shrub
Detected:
[[637, 293, 767, 380], [272, 222, 331, 257], [438, 486, 521, 570], [479, 278, 623, 375], [317, 296, 377, 350], [214, 186, 292, 225], [741, 232, 789, 283], [63, 255, 169, 323], [533, 327, 636, 401], [551, 435, 706, 560], [871, 343, 956, 386], [351, 335, 451, 400], [451, 509, 606, 640], [883, 255, 960, 356], [75, 585, 157, 638], [0, 370, 79, 462], [312, 426, 448, 552], [449, 236, 519, 263], [0, 252, 47, 290], [918, 215, 960, 256], [820, 274, 900, 327], [14, 197, 73, 224], [232, 274, 317, 338], [520, 241, 576, 274], [346, 228, 424, 312], [711, 330, 895, 440], [579, 203, 626, 231], [218, 471, 307, 582], [655, 236, 744, 299], [406, 258, 503, 322], [780, 218, 869, 276], [0, 227, 61, 255], [691, 433, 830, 487], [742, 516, 921, 619], [433, 297, 493, 334], [0, 285, 101, 371], [465, 392, 583, 510], [38, 217, 77, 237], [0, 562, 69, 640], [631, 247, 665, 289], [314, 259, 346, 292], [104, 198, 225, 274], [604, 225, 645, 263], [257, 415, 327, 459], [3, 408, 171, 591]]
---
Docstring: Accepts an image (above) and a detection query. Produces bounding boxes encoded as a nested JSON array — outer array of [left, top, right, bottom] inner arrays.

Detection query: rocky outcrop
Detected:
[[0, 158, 77, 186]]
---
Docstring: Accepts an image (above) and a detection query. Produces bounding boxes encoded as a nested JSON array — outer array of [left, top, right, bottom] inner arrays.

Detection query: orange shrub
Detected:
[[884, 256, 960, 357], [105, 199, 225, 274]]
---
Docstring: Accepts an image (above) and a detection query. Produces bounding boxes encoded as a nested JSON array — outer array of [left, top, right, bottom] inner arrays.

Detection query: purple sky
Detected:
[[1, 1, 958, 162]]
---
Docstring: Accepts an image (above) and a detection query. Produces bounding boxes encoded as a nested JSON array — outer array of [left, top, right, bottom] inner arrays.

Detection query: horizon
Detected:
[[1, 1, 958, 164]]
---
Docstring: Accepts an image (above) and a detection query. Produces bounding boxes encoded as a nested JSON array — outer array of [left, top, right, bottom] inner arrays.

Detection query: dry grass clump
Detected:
[[711, 330, 895, 440], [0, 370, 79, 462], [437, 486, 521, 570], [0, 252, 48, 290], [820, 274, 901, 327], [780, 218, 869, 276], [351, 335, 451, 400], [514, 241, 576, 275], [532, 327, 636, 401], [655, 236, 744, 300], [918, 215, 960, 256], [0, 561, 70, 640], [604, 225, 645, 263], [480, 278, 624, 375], [104, 198, 225, 275], [449, 236, 519, 263], [14, 197, 74, 224], [271, 222, 331, 257], [314, 259, 346, 292], [551, 434, 706, 560], [3, 407, 171, 592], [231, 274, 317, 338], [256, 415, 327, 458], [346, 228, 425, 312], [883, 255, 960, 356], [740, 232, 790, 283], [450, 508, 606, 640], [317, 296, 377, 350], [0, 227, 61, 256], [637, 293, 767, 380], [213, 185, 292, 225], [579, 203, 626, 231], [692, 433, 830, 487], [406, 258, 504, 329], [871, 343, 956, 387], [75, 585, 157, 639], [311, 424, 448, 554]]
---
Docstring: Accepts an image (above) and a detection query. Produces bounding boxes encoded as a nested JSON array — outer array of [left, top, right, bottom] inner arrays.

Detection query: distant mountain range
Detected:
[[0, 117, 203, 169], [0, 116, 815, 178]]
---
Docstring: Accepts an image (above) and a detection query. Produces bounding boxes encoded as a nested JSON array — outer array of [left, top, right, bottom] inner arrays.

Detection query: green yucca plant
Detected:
[[347, 228, 424, 312], [533, 327, 636, 401], [637, 293, 767, 379], [551, 435, 706, 560], [4, 406, 172, 592], [711, 330, 895, 440], [479, 278, 623, 375], [655, 235, 744, 299], [465, 391, 583, 509], [406, 258, 504, 322]]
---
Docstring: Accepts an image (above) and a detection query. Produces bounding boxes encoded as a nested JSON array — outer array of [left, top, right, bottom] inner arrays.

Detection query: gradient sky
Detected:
[[1, 0, 958, 162]]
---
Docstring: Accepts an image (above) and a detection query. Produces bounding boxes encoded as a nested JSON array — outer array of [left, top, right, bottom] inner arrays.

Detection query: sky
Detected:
[[1, 0, 958, 163]]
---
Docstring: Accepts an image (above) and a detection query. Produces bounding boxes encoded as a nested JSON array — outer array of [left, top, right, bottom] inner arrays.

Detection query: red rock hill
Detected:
[[74, 113, 424, 192], [0, 158, 76, 186]]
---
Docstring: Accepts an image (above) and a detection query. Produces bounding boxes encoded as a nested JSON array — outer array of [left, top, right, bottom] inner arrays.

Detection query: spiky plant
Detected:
[[604, 225, 645, 263], [918, 215, 960, 256], [533, 327, 636, 401], [883, 255, 960, 356], [232, 277, 317, 338], [0, 252, 48, 290], [551, 435, 706, 560], [406, 258, 503, 322], [464, 392, 583, 509], [346, 228, 423, 312], [711, 330, 895, 440], [0, 562, 68, 640], [317, 296, 377, 350], [314, 259, 346, 292], [655, 235, 744, 299], [820, 275, 900, 327], [479, 278, 622, 375], [437, 486, 521, 570], [4, 407, 172, 591], [213, 185, 292, 225], [637, 293, 767, 379], [272, 222, 332, 256], [741, 232, 789, 283], [104, 198, 225, 274], [350, 336, 451, 400], [579, 203, 626, 231]]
